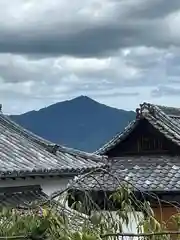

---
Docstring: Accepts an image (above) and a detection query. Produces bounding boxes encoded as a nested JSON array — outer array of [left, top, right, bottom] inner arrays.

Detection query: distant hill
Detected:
[[10, 96, 135, 152]]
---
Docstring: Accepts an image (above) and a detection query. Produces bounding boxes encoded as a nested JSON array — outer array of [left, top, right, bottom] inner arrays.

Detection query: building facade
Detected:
[[72, 103, 180, 232], [0, 108, 106, 207]]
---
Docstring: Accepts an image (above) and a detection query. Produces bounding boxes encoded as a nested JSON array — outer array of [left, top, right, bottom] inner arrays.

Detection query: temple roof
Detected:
[[96, 102, 180, 155], [69, 103, 180, 194], [0, 112, 106, 179]]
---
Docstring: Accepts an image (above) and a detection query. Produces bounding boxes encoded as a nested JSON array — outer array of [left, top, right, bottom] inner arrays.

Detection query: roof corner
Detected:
[[136, 102, 155, 119]]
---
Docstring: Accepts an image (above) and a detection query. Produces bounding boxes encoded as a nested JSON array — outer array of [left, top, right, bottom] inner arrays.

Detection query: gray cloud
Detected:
[[1, 1, 180, 113], [0, 0, 179, 56], [151, 85, 180, 97], [0, 44, 180, 113], [92, 91, 140, 99], [129, 0, 180, 19]]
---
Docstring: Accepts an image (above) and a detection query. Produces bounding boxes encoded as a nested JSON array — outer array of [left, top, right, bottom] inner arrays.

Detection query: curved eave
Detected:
[[95, 120, 139, 155], [0, 164, 106, 180], [95, 102, 180, 155], [0, 112, 105, 175]]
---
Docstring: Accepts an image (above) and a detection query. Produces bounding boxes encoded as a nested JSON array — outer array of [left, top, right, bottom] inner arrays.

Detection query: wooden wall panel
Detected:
[[107, 119, 180, 157], [153, 206, 179, 231]]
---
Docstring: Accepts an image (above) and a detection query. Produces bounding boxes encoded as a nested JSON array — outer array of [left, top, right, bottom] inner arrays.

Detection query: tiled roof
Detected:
[[71, 102, 180, 194], [95, 102, 180, 155], [0, 184, 90, 231], [0, 112, 106, 178], [0, 185, 47, 207], [72, 155, 180, 192]]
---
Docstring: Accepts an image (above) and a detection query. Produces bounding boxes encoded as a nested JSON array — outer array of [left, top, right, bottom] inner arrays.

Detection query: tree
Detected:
[[0, 184, 179, 240]]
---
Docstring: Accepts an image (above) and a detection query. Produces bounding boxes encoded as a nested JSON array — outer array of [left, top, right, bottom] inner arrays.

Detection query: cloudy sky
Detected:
[[1, 0, 180, 114]]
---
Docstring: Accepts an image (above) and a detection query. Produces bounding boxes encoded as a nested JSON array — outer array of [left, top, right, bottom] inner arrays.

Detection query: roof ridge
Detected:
[[156, 103, 180, 109], [141, 103, 180, 138], [144, 112, 180, 145], [154, 104, 180, 130], [140, 102, 180, 110], [137, 103, 180, 144], [140, 102, 180, 118]]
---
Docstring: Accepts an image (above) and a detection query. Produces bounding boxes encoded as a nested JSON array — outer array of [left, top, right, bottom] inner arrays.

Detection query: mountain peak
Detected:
[[64, 95, 100, 109], [75, 95, 89, 99], [10, 97, 136, 152], [71, 95, 96, 103]]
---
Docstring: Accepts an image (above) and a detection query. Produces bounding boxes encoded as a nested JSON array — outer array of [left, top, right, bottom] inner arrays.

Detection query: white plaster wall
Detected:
[[92, 211, 144, 238], [0, 176, 72, 196]]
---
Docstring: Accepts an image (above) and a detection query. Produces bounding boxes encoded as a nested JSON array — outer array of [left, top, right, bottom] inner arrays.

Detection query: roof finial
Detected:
[[0, 104, 2, 112], [136, 108, 141, 119]]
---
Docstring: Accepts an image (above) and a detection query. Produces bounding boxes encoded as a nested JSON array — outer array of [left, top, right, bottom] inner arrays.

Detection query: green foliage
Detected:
[[0, 186, 178, 240]]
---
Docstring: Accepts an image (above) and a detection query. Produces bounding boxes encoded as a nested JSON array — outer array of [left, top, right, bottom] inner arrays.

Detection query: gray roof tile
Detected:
[[0, 113, 106, 178], [73, 155, 180, 192], [0, 185, 47, 207], [19, 101, 180, 194], [0, 185, 90, 232]]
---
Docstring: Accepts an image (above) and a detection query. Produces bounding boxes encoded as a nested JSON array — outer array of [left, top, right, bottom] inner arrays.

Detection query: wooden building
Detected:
[[70, 102, 180, 230], [0, 105, 105, 207]]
